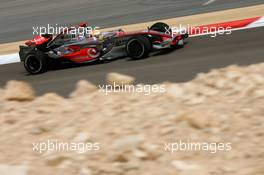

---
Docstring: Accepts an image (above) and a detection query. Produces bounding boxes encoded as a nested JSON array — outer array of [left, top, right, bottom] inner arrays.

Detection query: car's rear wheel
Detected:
[[126, 36, 152, 59], [150, 22, 171, 35], [24, 50, 48, 74]]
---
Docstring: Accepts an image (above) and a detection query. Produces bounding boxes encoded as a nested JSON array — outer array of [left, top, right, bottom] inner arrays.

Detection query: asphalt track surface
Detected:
[[1, 0, 264, 43], [0, 27, 263, 96]]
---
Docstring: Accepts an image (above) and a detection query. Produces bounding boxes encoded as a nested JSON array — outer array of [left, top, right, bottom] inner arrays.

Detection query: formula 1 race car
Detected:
[[19, 22, 188, 74]]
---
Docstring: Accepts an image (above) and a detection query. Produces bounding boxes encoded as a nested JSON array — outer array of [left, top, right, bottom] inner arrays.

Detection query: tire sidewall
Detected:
[[126, 38, 145, 59], [24, 51, 47, 74], [150, 22, 171, 35]]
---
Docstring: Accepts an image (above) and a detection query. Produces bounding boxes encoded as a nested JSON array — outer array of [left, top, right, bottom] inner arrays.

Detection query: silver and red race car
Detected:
[[19, 22, 188, 74]]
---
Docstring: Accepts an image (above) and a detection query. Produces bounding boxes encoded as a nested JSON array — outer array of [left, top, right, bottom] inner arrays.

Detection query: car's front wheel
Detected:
[[150, 22, 171, 35], [24, 50, 48, 74], [126, 36, 152, 59]]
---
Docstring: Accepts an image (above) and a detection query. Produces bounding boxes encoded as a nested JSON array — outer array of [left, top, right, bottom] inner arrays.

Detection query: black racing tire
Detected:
[[150, 22, 171, 35], [24, 50, 48, 74], [126, 36, 152, 59]]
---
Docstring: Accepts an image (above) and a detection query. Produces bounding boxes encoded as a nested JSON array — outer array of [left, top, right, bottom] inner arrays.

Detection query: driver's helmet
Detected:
[[78, 22, 102, 40], [79, 22, 88, 28]]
